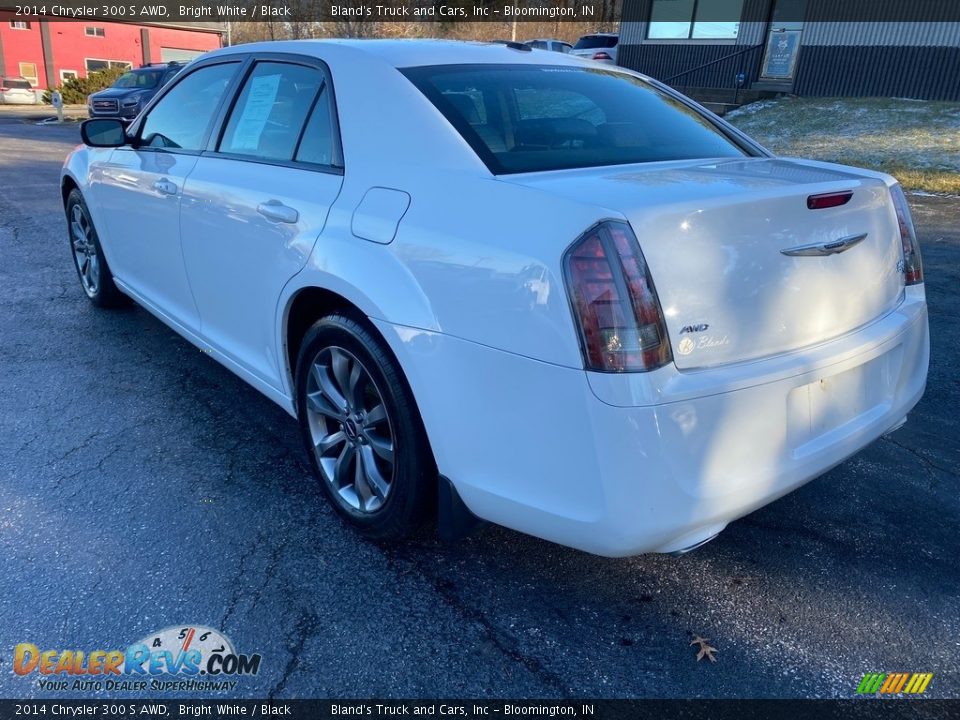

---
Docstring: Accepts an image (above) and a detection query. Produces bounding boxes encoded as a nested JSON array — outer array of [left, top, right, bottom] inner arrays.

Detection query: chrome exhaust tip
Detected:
[[883, 415, 908, 436], [669, 532, 720, 557]]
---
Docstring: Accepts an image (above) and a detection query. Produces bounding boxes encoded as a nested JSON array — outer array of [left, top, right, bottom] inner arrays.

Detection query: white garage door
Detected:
[[160, 48, 204, 63]]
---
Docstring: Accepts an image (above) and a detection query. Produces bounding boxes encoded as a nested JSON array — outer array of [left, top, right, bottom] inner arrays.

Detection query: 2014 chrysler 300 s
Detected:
[[62, 40, 929, 556]]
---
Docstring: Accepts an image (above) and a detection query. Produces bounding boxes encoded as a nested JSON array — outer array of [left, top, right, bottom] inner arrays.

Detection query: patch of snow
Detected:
[[725, 98, 780, 118], [909, 190, 960, 199]]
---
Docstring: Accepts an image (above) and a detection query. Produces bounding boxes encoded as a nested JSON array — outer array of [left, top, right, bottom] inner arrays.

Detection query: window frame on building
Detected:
[[9, 21, 31, 30], [84, 58, 134, 74], [18, 62, 39, 86], [60, 69, 79, 83], [647, 0, 744, 42], [84, 26, 106, 38]]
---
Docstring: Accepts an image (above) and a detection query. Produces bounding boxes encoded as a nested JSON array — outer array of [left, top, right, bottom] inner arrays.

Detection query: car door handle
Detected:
[[152, 178, 178, 196], [257, 200, 299, 224]]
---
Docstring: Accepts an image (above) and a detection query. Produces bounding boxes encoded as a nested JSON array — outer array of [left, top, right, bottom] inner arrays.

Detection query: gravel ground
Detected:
[[0, 118, 958, 700]]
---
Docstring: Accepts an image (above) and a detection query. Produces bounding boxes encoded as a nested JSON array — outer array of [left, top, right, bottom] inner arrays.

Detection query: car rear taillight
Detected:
[[592, 51, 612, 60], [564, 221, 672, 372], [807, 190, 853, 209], [890, 184, 923, 285]]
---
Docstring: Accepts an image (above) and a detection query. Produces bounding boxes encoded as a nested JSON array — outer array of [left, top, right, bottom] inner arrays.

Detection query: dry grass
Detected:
[[725, 97, 960, 195]]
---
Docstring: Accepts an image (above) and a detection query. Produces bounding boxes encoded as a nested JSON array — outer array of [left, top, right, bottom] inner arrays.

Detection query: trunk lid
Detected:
[[509, 158, 905, 369]]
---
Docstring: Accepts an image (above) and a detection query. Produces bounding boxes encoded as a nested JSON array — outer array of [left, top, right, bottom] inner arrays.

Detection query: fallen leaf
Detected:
[[690, 634, 718, 663]]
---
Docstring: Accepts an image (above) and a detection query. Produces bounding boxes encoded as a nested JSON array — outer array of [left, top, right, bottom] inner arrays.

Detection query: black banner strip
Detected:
[[0, 700, 957, 720], [1, 1, 960, 24]]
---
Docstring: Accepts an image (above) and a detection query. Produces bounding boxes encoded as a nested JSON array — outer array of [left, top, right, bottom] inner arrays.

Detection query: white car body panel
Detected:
[[0, 79, 38, 105], [0, 89, 38, 104], [508, 158, 905, 370], [179, 156, 343, 391], [62, 39, 929, 556], [569, 49, 618, 64], [524, 39, 573, 53], [375, 287, 927, 556], [95, 148, 203, 330]]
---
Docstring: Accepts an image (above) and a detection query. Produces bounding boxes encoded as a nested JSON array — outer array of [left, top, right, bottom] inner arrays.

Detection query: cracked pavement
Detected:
[[0, 118, 958, 700]]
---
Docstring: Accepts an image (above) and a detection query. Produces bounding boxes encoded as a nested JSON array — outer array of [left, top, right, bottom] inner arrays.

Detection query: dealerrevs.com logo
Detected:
[[13, 625, 262, 693]]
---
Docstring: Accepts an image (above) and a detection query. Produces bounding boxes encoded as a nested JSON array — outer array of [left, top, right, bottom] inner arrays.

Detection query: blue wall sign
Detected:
[[762, 30, 802, 80]]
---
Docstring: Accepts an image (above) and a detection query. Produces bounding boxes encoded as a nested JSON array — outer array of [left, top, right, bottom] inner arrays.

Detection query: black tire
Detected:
[[65, 188, 127, 308], [295, 313, 435, 541]]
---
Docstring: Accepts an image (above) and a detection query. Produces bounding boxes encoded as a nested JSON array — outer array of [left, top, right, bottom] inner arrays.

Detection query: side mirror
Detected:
[[80, 118, 127, 148]]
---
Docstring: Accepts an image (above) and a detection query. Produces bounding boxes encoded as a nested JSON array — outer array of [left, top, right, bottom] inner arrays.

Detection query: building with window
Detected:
[[0, 16, 225, 91], [619, 0, 960, 102]]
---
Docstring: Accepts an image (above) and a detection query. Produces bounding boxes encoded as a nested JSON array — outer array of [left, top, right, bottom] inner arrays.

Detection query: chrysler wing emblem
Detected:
[[781, 233, 868, 257]]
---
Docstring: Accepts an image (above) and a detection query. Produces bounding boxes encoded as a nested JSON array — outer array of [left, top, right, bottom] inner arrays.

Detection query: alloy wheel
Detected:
[[304, 346, 396, 513], [70, 203, 99, 297]]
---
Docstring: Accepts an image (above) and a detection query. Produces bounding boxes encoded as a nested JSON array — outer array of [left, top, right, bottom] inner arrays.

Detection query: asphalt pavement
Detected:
[[0, 116, 957, 700]]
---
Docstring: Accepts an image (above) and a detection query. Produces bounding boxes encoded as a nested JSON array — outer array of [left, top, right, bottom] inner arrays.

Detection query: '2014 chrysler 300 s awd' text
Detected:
[[62, 40, 928, 556]]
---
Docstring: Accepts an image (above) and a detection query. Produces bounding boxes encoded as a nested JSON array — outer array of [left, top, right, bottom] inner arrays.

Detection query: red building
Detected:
[[0, 17, 225, 89]]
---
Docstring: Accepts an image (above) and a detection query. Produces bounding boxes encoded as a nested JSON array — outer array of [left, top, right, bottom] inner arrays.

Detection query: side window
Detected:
[[295, 85, 336, 166], [219, 61, 323, 162], [140, 63, 237, 151]]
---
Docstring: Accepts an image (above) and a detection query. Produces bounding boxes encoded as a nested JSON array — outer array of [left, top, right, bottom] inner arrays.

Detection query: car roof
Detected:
[[206, 38, 593, 69]]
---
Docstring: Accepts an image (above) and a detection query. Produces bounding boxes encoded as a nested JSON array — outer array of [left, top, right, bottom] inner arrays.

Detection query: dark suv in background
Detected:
[[87, 62, 183, 123]]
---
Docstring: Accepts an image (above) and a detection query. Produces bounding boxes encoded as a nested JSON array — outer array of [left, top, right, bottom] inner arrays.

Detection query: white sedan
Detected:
[[62, 40, 928, 556], [0, 76, 39, 105]]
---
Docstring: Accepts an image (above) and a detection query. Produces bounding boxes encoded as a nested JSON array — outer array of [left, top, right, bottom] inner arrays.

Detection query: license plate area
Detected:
[[787, 346, 902, 457]]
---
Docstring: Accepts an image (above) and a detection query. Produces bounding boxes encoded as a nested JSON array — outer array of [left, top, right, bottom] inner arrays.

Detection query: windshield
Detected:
[[574, 35, 618, 49], [403, 64, 748, 174], [4, 79, 32, 90], [113, 70, 162, 89]]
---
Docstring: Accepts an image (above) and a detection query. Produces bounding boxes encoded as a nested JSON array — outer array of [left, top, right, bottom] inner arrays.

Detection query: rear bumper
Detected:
[[374, 288, 929, 556], [0, 95, 38, 105]]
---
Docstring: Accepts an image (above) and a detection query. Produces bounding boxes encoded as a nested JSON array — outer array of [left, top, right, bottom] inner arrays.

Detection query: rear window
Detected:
[[574, 35, 618, 49], [4, 79, 32, 89], [403, 64, 748, 175]]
